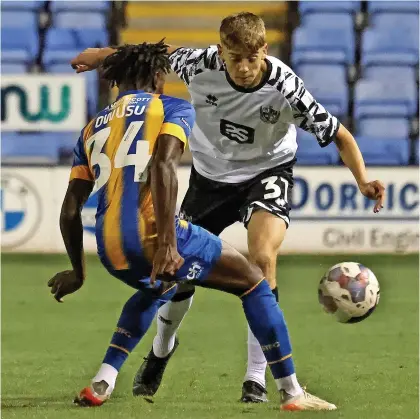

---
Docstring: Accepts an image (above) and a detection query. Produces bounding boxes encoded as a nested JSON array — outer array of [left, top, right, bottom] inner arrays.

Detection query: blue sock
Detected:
[[103, 288, 174, 371], [241, 280, 295, 379]]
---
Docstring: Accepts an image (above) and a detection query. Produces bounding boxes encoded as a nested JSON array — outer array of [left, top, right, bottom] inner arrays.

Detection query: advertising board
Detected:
[[1, 167, 418, 254], [1, 75, 86, 131]]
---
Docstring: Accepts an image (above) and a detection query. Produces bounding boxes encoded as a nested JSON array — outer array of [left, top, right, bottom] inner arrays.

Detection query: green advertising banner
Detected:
[[1, 74, 87, 131]]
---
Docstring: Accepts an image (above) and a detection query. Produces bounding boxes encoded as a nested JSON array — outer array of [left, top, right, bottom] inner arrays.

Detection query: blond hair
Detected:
[[219, 12, 266, 52]]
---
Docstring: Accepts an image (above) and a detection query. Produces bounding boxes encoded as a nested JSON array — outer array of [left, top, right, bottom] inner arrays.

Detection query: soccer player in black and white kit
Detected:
[[72, 12, 384, 408]]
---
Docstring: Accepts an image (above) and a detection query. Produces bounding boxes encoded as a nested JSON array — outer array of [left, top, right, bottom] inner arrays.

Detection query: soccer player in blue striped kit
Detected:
[[49, 41, 336, 411]]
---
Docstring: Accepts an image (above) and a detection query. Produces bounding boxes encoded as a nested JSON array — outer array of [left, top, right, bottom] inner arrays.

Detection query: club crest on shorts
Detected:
[[260, 105, 280, 124], [187, 262, 203, 280]]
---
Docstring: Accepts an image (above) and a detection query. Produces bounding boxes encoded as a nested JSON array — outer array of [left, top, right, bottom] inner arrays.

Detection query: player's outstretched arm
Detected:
[[281, 71, 385, 214], [334, 125, 385, 213], [70, 44, 181, 73], [48, 179, 93, 302], [149, 134, 185, 283]]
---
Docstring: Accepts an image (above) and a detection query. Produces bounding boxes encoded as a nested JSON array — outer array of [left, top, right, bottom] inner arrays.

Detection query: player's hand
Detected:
[[151, 244, 184, 285], [359, 180, 385, 213], [70, 48, 101, 73], [47, 270, 84, 303]]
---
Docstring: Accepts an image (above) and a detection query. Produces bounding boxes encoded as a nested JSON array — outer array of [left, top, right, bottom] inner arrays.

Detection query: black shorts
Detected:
[[179, 159, 295, 236]]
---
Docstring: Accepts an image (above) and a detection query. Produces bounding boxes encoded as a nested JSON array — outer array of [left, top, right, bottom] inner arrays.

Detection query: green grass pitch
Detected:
[[2, 253, 418, 419]]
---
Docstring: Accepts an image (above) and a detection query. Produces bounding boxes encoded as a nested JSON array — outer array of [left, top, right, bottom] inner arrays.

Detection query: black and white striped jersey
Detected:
[[170, 46, 340, 183]]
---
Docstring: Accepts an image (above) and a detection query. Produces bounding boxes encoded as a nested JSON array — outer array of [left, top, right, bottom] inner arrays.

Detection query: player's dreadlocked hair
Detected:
[[101, 39, 171, 89]]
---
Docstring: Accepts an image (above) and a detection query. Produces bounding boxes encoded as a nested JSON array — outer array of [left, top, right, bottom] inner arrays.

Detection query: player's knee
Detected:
[[241, 263, 264, 291], [250, 249, 276, 278]]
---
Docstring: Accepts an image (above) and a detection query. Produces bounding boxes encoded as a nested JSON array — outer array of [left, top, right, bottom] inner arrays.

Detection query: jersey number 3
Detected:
[[261, 176, 289, 206], [86, 121, 149, 192]]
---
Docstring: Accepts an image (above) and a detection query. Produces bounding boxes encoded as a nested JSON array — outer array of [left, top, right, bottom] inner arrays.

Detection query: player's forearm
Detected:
[[60, 206, 86, 281], [98, 47, 118, 63], [150, 160, 178, 246], [334, 125, 368, 187]]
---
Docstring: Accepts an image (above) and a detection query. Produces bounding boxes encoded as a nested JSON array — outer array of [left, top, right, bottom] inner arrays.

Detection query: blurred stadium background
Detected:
[[1, 1, 419, 166], [1, 0, 418, 254], [1, 2, 419, 418]]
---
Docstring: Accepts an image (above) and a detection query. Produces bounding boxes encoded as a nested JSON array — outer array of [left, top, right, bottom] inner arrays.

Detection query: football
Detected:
[[318, 262, 380, 324]]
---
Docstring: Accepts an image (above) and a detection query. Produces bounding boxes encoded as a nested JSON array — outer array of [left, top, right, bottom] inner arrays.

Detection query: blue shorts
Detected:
[[102, 217, 222, 295]]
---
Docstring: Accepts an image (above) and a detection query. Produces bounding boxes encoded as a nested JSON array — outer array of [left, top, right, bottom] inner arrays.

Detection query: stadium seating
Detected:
[[300, 13, 354, 29], [354, 80, 417, 119], [1, 0, 416, 167], [1, 28, 39, 63], [46, 20, 107, 52], [296, 130, 339, 165], [1, 1, 44, 11], [50, 1, 109, 13], [356, 137, 410, 165], [2, 133, 60, 164], [363, 66, 417, 84], [1, 50, 32, 66], [360, 67, 417, 118], [1, 63, 27, 74], [361, 27, 418, 68], [299, 1, 360, 17], [292, 27, 355, 66], [53, 11, 108, 47], [75, 28, 108, 48], [296, 64, 348, 117], [368, 1, 419, 15], [358, 118, 410, 139], [43, 49, 83, 67], [44, 63, 76, 73], [54, 11, 107, 29], [370, 13, 418, 32], [45, 28, 78, 51], [1, 0, 106, 164], [2, 132, 80, 164], [1, 11, 38, 28]]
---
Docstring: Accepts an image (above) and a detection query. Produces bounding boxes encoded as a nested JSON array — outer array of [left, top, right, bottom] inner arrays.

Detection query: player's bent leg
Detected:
[[133, 283, 195, 396], [132, 208, 235, 397], [75, 282, 177, 407], [200, 241, 336, 411], [153, 283, 195, 358], [198, 241, 262, 295], [247, 209, 287, 290], [241, 209, 287, 401], [133, 191, 237, 397]]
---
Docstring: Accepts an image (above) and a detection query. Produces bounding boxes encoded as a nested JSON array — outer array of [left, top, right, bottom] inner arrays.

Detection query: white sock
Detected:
[[243, 326, 267, 388], [275, 373, 303, 397], [92, 363, 118, 393], [152, 296, 193, 358]]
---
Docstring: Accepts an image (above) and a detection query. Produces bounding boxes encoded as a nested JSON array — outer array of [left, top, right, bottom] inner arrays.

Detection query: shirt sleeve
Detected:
[[279, 70, 340, 147], [160, 101, 196, 146], [169, 46, 221, 85], [69, 130, 94, 182]]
